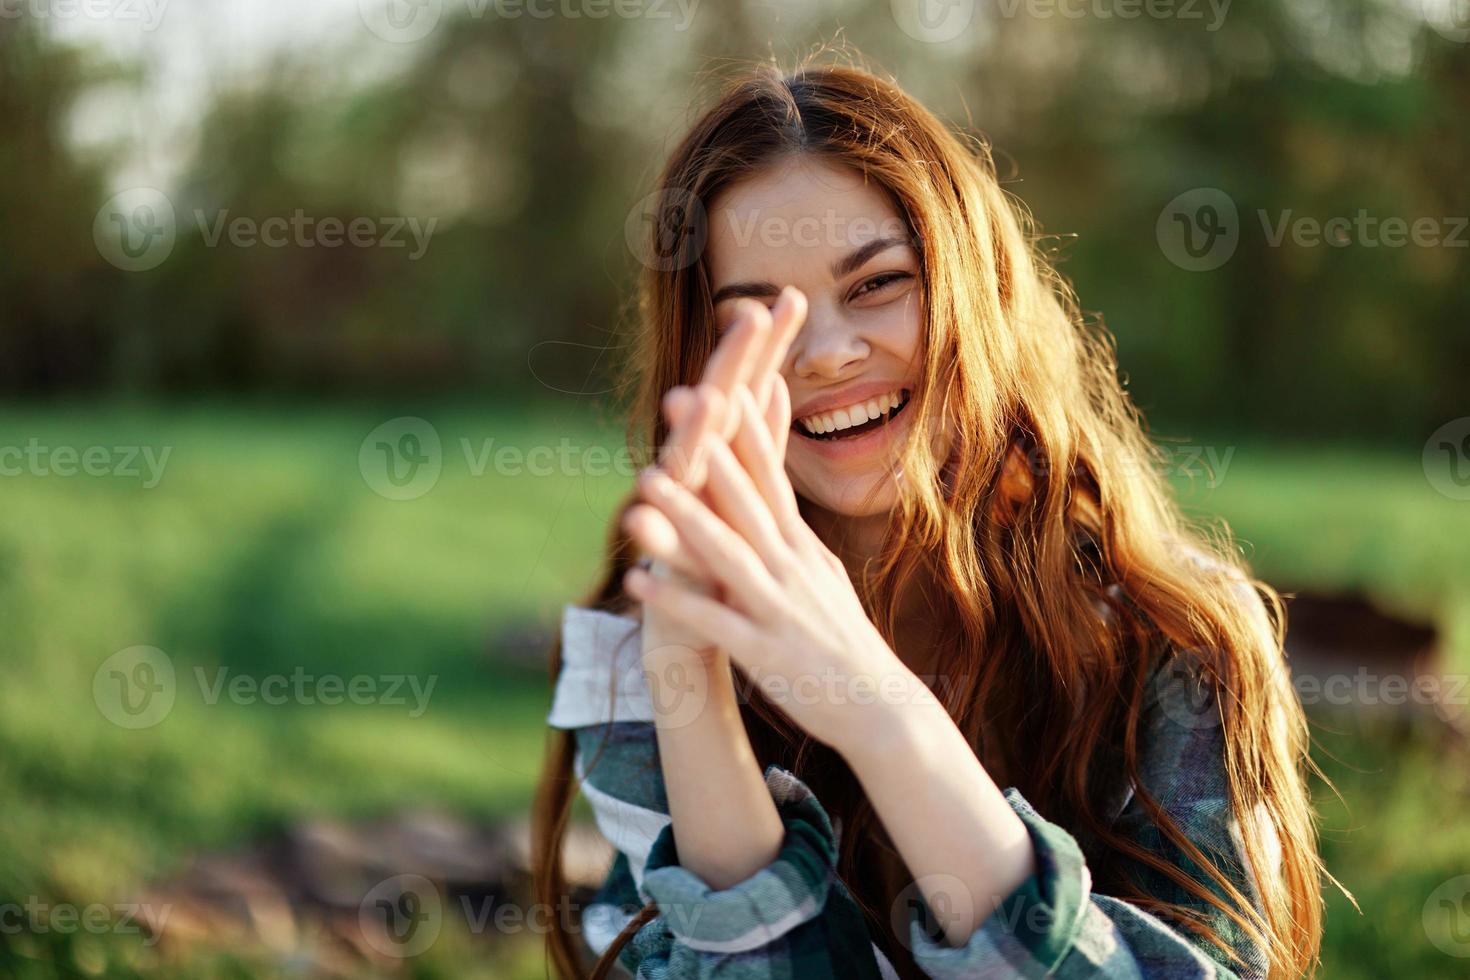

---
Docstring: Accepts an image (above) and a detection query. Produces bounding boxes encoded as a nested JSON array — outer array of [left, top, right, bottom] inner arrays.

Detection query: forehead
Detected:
[[705, 155, 905, 282]]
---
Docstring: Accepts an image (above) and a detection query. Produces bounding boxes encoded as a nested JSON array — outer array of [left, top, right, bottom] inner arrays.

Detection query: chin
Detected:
[[792, 466, 901, 520]]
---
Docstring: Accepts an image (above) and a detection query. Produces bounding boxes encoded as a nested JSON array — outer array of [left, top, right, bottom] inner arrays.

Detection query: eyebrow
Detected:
[[709, 235, 911, 305]]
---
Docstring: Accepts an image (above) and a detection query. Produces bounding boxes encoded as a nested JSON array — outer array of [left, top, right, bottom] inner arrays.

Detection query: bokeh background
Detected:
[[3, 0, 1468, 976]]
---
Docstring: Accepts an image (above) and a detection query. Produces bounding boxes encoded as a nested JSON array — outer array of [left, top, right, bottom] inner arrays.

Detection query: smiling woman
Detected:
[[533, 57, 1328, 980]]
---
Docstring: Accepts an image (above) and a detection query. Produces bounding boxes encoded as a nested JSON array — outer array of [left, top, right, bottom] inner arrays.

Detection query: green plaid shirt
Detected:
[[547, 596, 1276, 980]]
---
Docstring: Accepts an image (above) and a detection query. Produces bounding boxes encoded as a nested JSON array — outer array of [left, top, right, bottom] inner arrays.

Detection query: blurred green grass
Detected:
[[0, 404, 1466, 978]]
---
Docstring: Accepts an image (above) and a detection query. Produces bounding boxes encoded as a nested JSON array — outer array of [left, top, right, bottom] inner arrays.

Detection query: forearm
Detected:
[[841, 691, 1036, 947], [642, 633, 785, 891]]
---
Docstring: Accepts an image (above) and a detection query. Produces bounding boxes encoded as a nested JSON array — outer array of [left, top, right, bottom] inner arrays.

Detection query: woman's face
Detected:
[[706, 155, 924, 519]]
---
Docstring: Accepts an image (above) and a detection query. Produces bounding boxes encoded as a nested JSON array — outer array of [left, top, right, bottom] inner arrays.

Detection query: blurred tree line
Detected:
[[1, 1, 1464, 440]]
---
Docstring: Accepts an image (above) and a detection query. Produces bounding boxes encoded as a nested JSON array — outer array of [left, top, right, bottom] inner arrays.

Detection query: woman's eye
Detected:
[[849, 272, 912, 302]]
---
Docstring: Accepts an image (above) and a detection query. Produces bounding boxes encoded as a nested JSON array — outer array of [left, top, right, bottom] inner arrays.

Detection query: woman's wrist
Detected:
[[834, 669, 951, 774], [640, 557, 726, 669], [837, 674, 1037, 947], [645, 608, 785, 889]]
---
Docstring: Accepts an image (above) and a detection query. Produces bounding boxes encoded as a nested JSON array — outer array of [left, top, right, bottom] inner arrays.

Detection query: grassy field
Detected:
[[1, 403, 1467, 978]]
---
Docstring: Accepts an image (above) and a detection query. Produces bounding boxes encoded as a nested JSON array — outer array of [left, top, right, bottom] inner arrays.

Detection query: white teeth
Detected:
[[796, 389, 906, 437]]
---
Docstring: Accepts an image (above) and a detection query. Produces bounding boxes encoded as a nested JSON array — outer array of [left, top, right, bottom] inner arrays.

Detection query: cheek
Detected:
[[874, 300, 924, 368]]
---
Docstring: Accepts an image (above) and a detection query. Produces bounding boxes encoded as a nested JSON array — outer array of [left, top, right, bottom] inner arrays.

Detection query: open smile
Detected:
[[793, 388, 911, 443]]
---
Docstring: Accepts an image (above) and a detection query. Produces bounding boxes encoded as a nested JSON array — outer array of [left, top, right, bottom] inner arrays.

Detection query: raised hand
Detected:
[[625, 287, 806, 586], [623, 288, 809, 895], [625, 355, 920, 753]]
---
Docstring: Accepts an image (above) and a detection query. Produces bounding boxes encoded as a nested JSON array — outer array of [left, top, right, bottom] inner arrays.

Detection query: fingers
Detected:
[[731, 386, 802, 534], [700, 436, 790, 572], [748, 287, 806, 413], [658, 297, 766, 486], [624, 565, 757, 654], [658, 383, 724, 487], [636, 468, 782, 615], [765, 373, 793, 461], [659, 288, 803, 489], [711, 300, 773, 442], [635, 381, 800, 605], [622, 503, 704, 581], [661, 384, 696, 428], [708, 299, 770, 396]]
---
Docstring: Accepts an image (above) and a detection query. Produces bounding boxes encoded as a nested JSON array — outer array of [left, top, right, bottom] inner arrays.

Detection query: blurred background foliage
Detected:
[[2, 1, 1468, 978], [2, 0, 1465, 436]]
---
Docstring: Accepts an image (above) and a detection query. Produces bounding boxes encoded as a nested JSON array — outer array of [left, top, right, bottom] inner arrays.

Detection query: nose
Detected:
[[789, 305, 869, 380]]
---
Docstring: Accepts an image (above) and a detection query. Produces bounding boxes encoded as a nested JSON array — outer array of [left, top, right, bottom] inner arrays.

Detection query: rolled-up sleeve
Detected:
[[903, 648, 1273, 979], [622, 765, 889, 979], [549, 606, 896, 979], [905, 789, 1250, 979]]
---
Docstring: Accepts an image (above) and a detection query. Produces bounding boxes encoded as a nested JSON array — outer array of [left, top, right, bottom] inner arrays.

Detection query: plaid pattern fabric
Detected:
[[550, 605, 1275, 979]]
